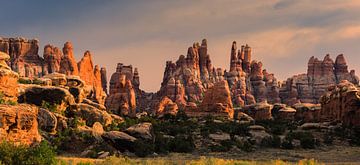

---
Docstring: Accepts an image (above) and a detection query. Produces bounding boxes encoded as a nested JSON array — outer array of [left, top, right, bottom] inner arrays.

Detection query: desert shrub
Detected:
[[0, 92, 18, 105], [261, 136, 281, 148], [18, 78, 32, 84], [41, 101, 58, 112], [235, 139, 254, 152], [154, 133, 171, 154], [256, 120, 297, 135], [209, 145, 228, 152], [210, 140, 234, 152], [323, 132, 334, 145], [133, 140, 155, 157], [286, 131, 317, 149], [0, 141, 56, 165], [349, 127, 360, 146], [168, 135, 195, 153]]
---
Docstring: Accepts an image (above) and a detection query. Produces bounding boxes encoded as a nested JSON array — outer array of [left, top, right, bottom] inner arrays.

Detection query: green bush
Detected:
[[41, 101, 58, 112], [134, 140, 155, 157], [235, 139, 254, 152], [261, 136, 281, 148], [285, 131, 317, 149], [0, 141, 56, 165], [168, 135, 195, 153]]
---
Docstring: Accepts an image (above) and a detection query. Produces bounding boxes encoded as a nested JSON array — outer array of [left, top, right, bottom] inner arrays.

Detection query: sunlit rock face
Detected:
[[319, 80, 360, 127], [0, 37, 43, 78], [280, 54, 359, 105]]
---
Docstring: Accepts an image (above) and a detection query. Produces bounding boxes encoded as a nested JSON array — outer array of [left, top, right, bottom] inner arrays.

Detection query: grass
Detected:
[[56, 156, 324, 165]]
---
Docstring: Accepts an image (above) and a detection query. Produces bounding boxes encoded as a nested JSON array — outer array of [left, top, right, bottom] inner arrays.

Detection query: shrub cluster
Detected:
[[0, 141, 56, 165]]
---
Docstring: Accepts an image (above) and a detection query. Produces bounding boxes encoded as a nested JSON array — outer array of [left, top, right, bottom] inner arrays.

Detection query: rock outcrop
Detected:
[[78, 51, 106, 104], [0, 38, 43, 78], [154, 96, 179, 117], [101, 67, 108, 94], [0, 52, 19, 102], [157, 39, 280, 114], [1, 37, 108, 106], [0, 104, 41, 145], [280, 54, 359, 105], [186, 80, 234, 118], [106, 65, 137, 116], [227, 42, 280, 107], [43, 44, 63, 74], [319, 80, 360, 127], [60, 42, 79, 76]]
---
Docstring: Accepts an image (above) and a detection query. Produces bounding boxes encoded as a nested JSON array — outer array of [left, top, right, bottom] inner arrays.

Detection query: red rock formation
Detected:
[[101, 67, 108, 94], [60, 42, 79, 76], [43, 44, 63, 74], [155, 96, 178, 117], [280, 54, 359, 105], [227, 41, 280, 106], [78, 51, 106, 104], [78, 51, 95, 85], [0, 52, 19, 102], [0, 104, 42, 145], [106, 74, 136, 117], [319, 80, 360, 127], [196, 80, 234, 118], [0, 37, 43, 78]]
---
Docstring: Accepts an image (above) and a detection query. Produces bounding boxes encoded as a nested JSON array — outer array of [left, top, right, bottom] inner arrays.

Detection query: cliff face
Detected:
[[0, 37, 108, 105], [0, 37, 43, 78], [280, 54, 359, 105]]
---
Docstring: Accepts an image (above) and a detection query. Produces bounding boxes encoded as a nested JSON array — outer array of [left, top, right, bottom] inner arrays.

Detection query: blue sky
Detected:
[[1, 0, 360, 91]]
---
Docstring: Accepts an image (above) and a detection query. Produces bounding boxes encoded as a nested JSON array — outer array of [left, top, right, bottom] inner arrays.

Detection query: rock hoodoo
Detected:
[[280, 54, 359, 105], [106, 64, 137, 116]]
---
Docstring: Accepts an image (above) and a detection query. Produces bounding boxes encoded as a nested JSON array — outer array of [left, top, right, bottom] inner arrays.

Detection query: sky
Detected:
[[1, 0, 360, 92]]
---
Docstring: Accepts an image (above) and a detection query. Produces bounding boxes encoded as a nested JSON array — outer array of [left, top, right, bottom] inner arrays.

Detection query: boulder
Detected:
[[102, 131, 137, 152], [37, 108, 57, 133], [69, 103, 113, 127], [243, 102, 273, 121], [0, 104, 41, 145], [43, 73, 67, 86], [154, 96, 178, 117], [125, 122, 154, 141], [18, 85, 75, 112]]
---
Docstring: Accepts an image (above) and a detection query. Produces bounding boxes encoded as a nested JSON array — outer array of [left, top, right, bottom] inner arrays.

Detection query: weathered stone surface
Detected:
[[319, 80, 360, 127], [0, 38, 43, 78], [43, 73, 67, 86], [292, 103, 321, 122], [18, 85, 75, 112], [155, 96, 178, 117], [277, 107, 296, 120], [0, 104, 41, 145], [60, 42, 79, 76], [198, 80, 234, 118], [0, 51, 19, 102], [43, 44, 63, 74], [100, 67, 108, 94], [243, 102, 273, 121], [106, 65, 137, 116], [102, 131, 137, 152], [37, 108, 57, 133], [280, 54, 359, 105], [69, 103, 113, 127], [125, 122, 154, 141]]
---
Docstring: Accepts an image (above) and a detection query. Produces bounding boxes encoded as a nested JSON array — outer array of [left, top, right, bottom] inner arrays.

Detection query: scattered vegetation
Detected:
[[0, 141, 56, 165], [95, 156, 323, 165], [0, 92, 17, 105], [41, 100, 58, 112]]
